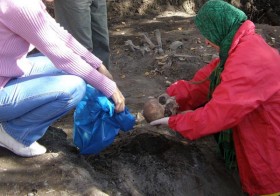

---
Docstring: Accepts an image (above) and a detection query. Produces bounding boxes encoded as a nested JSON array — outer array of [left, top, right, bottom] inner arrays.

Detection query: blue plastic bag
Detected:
[[73, 85, 135, 154]]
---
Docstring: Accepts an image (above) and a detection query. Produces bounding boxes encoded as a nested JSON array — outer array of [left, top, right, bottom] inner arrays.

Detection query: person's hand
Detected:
[[97, 64, 113, 80], [111, 87, 125, 113], [150, 117, 169, 126]]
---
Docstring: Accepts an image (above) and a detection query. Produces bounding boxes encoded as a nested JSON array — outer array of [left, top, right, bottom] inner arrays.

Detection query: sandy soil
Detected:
[[1, 1, 280, 196]]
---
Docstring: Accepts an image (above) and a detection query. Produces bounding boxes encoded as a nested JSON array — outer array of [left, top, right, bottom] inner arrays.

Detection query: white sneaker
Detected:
[[0, 124, 46, 157]]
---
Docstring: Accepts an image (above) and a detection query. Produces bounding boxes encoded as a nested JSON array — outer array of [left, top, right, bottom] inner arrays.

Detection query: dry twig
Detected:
[[155, 29, 164, 54], [141, 32, 156, 49]]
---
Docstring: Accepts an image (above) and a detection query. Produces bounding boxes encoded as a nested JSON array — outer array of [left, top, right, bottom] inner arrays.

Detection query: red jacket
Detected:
[[167, 20, 280, 195]]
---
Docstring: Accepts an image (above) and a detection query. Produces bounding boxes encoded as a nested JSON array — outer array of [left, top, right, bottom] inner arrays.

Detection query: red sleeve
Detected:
[[166, 58, 219, 111], [168, 49, 280, 140]]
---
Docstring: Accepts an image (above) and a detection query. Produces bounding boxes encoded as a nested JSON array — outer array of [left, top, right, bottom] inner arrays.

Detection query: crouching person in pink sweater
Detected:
[[0, 0, 125, 157]]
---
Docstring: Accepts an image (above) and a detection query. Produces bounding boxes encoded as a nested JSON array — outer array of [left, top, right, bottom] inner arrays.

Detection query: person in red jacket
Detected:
[[150, 1, 280, 195]]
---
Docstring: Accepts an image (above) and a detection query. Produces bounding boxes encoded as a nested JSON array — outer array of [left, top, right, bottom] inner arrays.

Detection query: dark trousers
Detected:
[[54, 0, 110, 68]]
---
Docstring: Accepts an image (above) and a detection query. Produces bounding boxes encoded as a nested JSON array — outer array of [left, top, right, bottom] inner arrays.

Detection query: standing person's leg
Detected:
[[0, 56, 86, 157], [91, 0, 110, 68], [54, 0, 93, 51], [54, 0, 110, 68]]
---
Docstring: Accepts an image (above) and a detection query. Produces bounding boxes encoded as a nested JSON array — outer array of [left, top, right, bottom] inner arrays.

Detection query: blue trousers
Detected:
[[54, 0, 110, 68], [0, 56, 86, 146]]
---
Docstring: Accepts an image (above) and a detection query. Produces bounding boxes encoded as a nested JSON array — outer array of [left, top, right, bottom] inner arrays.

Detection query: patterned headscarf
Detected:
[[195, 0, 247, 95], [195, 0, 247, 169]]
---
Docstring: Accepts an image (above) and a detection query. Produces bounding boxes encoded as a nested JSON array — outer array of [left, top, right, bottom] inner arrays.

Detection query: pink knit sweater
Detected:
[[0, 0, 116, 97]]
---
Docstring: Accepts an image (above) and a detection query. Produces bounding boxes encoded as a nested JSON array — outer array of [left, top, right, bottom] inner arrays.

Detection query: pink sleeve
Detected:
[[2, 0, 116, 97], [166, 58, 219, 111], [45, 11, 103, 69]]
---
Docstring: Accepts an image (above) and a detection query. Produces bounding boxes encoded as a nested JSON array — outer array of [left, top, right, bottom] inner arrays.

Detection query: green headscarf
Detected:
[[195, 0, 247, 170]]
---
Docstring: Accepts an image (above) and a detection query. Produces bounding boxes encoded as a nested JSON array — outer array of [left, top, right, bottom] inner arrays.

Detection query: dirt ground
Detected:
[[1, 1, 280, 196]]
